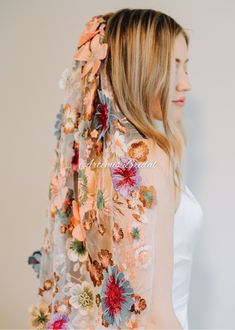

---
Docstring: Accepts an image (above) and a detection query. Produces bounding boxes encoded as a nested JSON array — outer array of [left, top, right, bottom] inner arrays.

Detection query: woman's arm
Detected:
[[146, 144, 183, 329]]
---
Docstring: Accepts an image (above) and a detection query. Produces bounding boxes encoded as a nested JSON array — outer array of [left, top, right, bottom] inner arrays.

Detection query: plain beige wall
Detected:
[[1, 0, 235, 328]]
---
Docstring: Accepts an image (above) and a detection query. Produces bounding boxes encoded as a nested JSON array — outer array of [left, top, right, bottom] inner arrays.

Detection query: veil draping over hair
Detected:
[[28, 14, 160, 330]]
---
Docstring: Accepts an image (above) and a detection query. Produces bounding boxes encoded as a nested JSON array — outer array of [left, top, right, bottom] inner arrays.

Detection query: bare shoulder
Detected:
[[154, 143, 171, 169], [143, 139, 173, 179], [126, 136, 173, 181]]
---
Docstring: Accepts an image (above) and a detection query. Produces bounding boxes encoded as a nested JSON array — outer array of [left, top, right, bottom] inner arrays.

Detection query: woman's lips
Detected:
[[172, 99, 185, 107]]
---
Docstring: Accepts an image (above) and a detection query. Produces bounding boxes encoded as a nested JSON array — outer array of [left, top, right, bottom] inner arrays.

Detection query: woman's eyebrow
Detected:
[[175, 58, 189, 63]]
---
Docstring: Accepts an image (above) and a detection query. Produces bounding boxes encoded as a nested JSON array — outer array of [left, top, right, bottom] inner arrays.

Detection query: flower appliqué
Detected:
[[110, 156, 142, 199], [100, 265, 135, 327]]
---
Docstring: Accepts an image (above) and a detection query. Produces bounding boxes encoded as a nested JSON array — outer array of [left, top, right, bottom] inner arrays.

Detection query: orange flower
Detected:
[[97, 249, 114, 269], [78, 15, 105, 47], [127, 140, 150, 162], [73, 16, 108, 79], [73, 30, 108, 79], [70, 200, 86, 241]]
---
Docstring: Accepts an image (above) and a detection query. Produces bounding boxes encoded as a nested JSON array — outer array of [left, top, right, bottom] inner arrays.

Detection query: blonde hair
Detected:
[[102, 8, 189, 194]]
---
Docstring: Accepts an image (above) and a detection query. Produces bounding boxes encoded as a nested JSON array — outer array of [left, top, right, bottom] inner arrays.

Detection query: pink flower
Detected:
[[110, 156, 142, 198], [45, 312, 72, 330]]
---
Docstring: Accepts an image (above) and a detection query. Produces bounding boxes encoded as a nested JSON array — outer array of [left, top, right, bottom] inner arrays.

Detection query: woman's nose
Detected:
[[176, 70, 192, 92]]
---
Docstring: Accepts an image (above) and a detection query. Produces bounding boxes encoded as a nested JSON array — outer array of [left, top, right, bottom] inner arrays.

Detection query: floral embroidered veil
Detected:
[[28, 13, 160, 330]]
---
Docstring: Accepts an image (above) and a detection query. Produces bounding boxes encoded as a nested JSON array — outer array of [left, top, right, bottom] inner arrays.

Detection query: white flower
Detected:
[[66, 237, 88, 263], [73, 262, 80, 272], [79, 263, 87, 276], [58, 67, 70, 90], [111, 131, 127, 157], [54, 252, 65, 265], [58, 67, 81, 99], [135, 244, 152, 269], [57, 303, 69, 314], [62, 277, 74, 297], [69, 281, 94, 315], [72, 314, 89, 330]]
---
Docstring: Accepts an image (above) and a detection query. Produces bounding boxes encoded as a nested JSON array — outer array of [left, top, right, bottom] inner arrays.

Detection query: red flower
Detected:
[[100, 265, 135, 327], [105, 274, 126, 314], [96, 101, 109, 136], [45, 312, 71, 330]]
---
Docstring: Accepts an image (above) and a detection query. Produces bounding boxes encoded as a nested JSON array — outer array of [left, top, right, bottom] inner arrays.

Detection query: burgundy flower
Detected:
[[94, 90, 117, 147], [71, 141, 79, 172]]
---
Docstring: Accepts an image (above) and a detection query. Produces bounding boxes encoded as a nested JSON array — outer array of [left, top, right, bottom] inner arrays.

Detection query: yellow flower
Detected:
[[28, 300, 51, 329]]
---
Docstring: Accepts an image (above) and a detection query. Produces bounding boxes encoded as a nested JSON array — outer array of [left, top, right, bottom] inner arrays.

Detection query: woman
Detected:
[[27, 8, 204, 330]]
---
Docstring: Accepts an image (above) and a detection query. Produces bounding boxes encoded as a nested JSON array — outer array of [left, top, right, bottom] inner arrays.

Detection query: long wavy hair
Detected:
[[102, 8, 189, 193]]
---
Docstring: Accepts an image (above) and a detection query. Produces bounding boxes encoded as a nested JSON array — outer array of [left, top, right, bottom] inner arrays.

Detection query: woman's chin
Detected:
[[172, 105, 183, 123]]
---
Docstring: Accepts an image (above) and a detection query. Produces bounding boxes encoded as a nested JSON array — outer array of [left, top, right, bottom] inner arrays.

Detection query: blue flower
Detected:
[[100, 265, 135, 327], [94, 90, 118, 147], [27, 250, 42, 278], [54, 104, 64, 140]]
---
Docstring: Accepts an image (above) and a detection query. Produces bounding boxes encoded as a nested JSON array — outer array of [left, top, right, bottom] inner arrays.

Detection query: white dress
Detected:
[[172, 184, 204, 329]]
